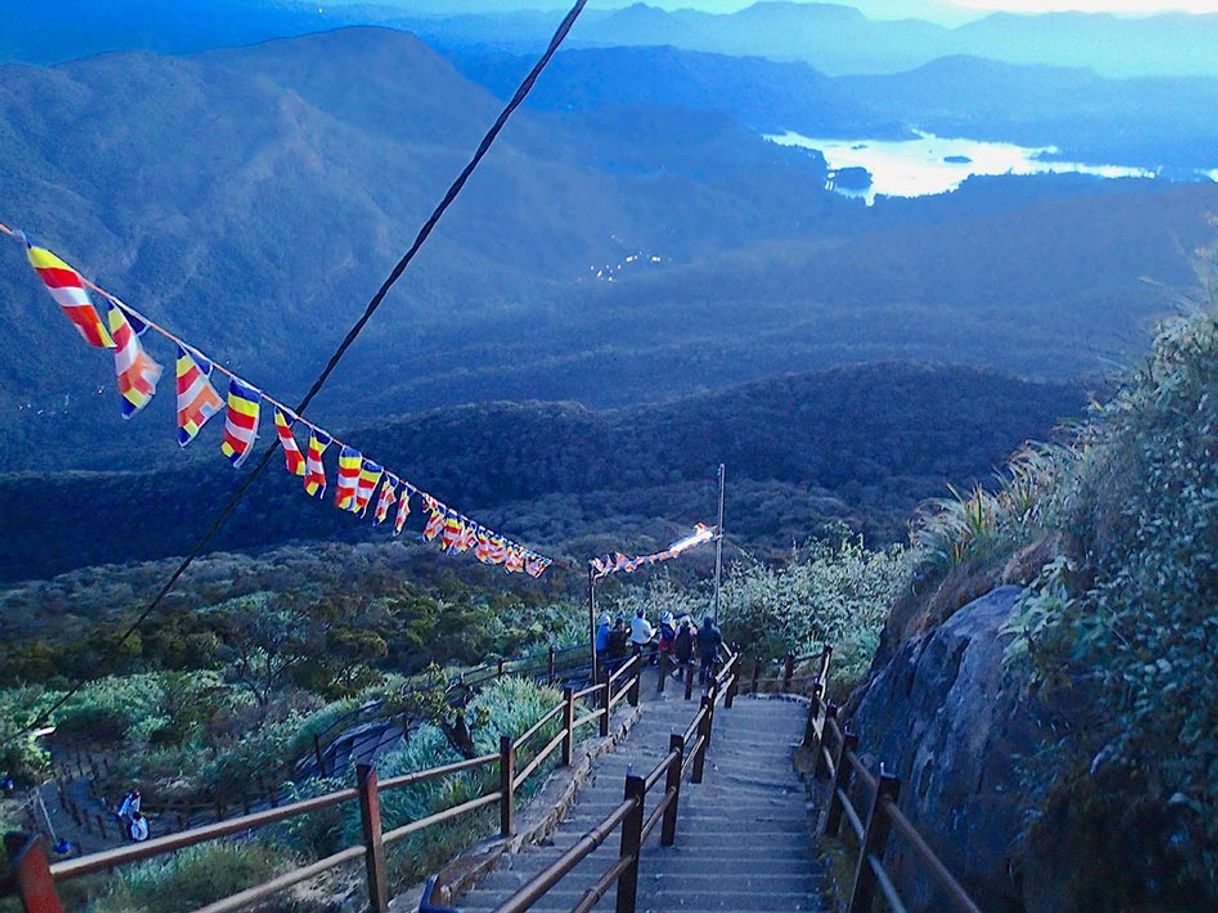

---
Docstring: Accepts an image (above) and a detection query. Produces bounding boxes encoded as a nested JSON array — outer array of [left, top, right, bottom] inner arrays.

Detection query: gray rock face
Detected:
[[850, 585, 1044, 913]]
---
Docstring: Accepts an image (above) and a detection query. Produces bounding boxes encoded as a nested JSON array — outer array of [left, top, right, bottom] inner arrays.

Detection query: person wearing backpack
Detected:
[[673, 616, 695, 681], [697, 615, 723, 686]]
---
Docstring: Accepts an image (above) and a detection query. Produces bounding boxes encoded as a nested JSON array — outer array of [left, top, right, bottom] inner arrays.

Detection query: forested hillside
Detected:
[[0, 363, 1083, 583]]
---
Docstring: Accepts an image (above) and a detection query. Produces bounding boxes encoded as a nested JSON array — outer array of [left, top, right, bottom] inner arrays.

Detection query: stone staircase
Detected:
[[453, 683, 825, 912]]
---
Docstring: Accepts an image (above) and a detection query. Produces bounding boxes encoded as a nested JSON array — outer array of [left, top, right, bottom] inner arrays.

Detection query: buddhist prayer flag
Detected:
[[107, 303, 162, 418], [373, 475, 398, 525], [476, 528, 493, 564], [220, 378, 261, 468], [393, 484, 413, 537], [273, 408, 306, 477], [304, 430, 331, 497], [525, 555, 549, 579], [334, 446, 361, 511], [442, 510, 464, 551], [488, 534, 509, 566], [505, 547, 525, 574], [25, 236, 114, 348], [353, 460, 383, 517], [422, 501, 445, 542], [175, 345, 222, 447]]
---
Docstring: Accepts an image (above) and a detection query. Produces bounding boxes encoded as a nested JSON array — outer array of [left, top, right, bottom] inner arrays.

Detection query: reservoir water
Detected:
[[764, 130, 1171, 204]]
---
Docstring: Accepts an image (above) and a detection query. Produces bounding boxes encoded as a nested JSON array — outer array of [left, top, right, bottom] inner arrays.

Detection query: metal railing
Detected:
[[1, 655, 644, 913], [489, 650, 739, 913], [799, 658, 984, 913]]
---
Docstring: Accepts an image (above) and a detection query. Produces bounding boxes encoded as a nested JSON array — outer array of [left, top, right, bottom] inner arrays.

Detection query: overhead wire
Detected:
[[13, 0, 589, 735]]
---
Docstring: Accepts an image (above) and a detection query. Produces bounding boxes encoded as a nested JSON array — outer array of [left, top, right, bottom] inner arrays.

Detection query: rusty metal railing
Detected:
[[1, 654, 646, 913]]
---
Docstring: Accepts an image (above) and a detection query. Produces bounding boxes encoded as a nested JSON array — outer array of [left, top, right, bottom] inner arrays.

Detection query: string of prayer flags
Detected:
[[220, 378, 261, 468], [335, 446, 361, 511], [14, 224, 551, 577], [273, 408, 306, 477], [304, 430, 331, 497], [24, 235, 114, 349], [590, 523, 716, 580], [108, 303, 162, 418], [175, 345, 222, 447], [353, 460, 383, 517], [373, 475, 398, 525]]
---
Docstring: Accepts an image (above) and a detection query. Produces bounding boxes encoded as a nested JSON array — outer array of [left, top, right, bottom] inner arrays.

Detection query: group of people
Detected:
[[595, 608, 724, 685], [117, 788, 149, 842]]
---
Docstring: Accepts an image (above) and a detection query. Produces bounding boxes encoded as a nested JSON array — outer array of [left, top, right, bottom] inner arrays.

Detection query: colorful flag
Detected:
[[488, 534, 509, 565], [505, 547, 526, 574], [24, 236, 113, 348], [525, 555, 548, 578], [393, 484, 413, 537], [304, 430, 331, 497], [373, 475, 398, 525], [475, 528, 493, 564], [441, 510, 464, 550], [273, 408, 306, 477], [175, 345, 222, 447], [107, 302, 162, 418], [334, 446, 361, 511], [221, 378, 261, 468], [590, 556, 610, 577], [353, 460, 383, 517], [422, 502, 445, 542]]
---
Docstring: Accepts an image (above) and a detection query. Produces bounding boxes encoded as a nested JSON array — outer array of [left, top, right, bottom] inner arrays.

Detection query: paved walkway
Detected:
[[455, 677, 825, 912]]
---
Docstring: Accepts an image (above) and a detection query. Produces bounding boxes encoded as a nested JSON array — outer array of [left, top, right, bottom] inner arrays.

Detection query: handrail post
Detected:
[[314, 734, 327, 777], [547, 646, 556, 684], [657, 652, 667, 694], [627, 658, 641, 708], [615, 774, 646, 913], [814, 703, 838, 780], [782, 652, 795, 692], [600, 679, 612, 737], [848, 768, 901, 913], [725, 663, 738, 709], [499, 735, 515, 837], [692, 696, 712, 784], [825, 723, 858, 836], [705, 684, 717, 749], [4, 833, 64, 913], [803, 684, 823, 747], [683, 661, 694, 701], [818, 645, 833, 687], [562, 687, 575, 766], [356, 764, 389, 913], [661, 735, 684, 847], [751, 659, 760, 694], [497, 658, 506, 678]]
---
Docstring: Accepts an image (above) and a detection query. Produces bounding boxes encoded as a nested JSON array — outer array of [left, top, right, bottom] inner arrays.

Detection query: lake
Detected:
[[765, 130, 1168, 204]]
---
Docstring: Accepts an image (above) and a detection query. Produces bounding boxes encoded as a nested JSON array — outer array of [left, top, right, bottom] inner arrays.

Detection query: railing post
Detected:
[[562, 686, 575, 766], [725, 663, 738, 709], [705, 685, 717, 749], [497, 658, 506, 678], [692, 696, 712, 784], [656, 652, 668, 694], [615, 773, 646, 913], [751, 659, 761, 694], [499, 735, 515, 837], [547, 646, 556, 684], [683, 661, 694, 701], [4, 833, 65, 913], [314, 734, 327, 777], [848, 768, 901, 913], [600, 679, 612, 737], [814, 703, 838, 780], [356, 764, 389, 913], [825, 724, 858, 837], [803, 684, 823, 747], [661, 734, 684, 847], [782, 652, 795, 692], [818, 645, 833, 687], [627, 659, 641, 708]]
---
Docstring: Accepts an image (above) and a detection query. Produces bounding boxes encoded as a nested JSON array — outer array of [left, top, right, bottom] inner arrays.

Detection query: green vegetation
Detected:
[[903, 271, 1218, 907]]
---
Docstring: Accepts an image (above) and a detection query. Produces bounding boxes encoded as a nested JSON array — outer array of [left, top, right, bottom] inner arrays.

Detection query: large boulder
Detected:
[[849, 585, 1045, 913]]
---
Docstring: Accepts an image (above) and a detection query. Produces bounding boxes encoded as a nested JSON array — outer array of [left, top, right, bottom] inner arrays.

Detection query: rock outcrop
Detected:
[[849, 585, 1045, 913]]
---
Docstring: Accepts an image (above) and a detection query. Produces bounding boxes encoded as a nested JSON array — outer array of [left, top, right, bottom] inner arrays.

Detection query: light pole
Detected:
[[587, 563, 599, 685], [712, 463, 726, 623]]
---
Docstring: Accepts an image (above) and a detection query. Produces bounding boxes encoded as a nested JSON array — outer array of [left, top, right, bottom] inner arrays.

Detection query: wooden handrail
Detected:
[[379, 753, 497, 791], [882, 798, 984, 913], [515, 701, 566, 750]]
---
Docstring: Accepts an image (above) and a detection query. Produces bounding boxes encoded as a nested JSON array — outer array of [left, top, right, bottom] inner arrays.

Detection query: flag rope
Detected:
[[8, 0, 587, 736]]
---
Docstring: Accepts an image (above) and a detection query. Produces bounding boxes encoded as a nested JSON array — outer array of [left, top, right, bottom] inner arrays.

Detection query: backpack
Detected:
[[659, 623, 676, 654], [674, 627, 693, 662]]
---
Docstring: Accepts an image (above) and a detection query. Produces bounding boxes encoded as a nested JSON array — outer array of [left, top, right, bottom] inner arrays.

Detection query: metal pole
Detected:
[[587, 565, 599, 686], [712, 463, 726, 623]]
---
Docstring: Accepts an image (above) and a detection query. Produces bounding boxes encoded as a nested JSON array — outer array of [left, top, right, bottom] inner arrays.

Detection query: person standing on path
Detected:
[[697, 616, 723, 685], [674, 615, 695, 681], [630, 607, 656, 661]]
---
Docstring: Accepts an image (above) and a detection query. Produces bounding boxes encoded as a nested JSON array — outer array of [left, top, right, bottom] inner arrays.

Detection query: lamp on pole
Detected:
[[712, 463, 726, 623]]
